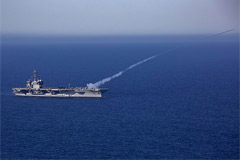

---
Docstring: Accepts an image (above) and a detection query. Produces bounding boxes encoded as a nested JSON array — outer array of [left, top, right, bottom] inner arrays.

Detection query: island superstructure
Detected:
[[12, 70, 108, 98]]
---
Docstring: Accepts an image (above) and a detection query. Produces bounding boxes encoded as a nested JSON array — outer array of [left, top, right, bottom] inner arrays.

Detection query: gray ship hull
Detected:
[[12, 88, 108, 98], [12, 70, 108, 98]]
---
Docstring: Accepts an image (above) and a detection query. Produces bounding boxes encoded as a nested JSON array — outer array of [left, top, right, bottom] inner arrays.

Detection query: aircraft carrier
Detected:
[[12, 70, 108, 98]]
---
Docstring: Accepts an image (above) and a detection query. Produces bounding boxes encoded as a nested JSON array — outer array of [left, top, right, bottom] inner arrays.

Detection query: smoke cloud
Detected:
[[87, 50, 173, 88]]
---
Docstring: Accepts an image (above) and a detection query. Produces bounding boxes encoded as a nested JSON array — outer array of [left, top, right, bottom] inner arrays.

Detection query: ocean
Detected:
[[1, 35, 239, 159]]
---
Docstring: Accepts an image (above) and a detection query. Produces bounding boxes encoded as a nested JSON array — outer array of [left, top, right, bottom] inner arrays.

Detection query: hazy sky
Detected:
[[1, 0, 239, 35]]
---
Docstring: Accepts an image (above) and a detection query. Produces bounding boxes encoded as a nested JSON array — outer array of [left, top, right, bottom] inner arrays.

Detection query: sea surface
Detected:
[[1, 35, 239, 159]]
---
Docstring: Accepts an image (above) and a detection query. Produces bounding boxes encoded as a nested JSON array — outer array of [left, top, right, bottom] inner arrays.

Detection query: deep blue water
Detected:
[[1, 35, 239, 159]]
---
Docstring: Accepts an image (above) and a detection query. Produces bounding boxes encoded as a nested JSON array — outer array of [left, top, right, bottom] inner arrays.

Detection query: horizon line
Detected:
[[2, 32, 239, 37]]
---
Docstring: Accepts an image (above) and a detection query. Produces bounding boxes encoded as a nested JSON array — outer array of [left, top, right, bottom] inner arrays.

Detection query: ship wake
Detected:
[[87, 49, 173, 88]]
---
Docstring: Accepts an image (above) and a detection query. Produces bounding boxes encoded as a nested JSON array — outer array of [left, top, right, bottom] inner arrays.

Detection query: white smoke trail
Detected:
[[87, 50, 173, 88], [86, 29, 235, 88]]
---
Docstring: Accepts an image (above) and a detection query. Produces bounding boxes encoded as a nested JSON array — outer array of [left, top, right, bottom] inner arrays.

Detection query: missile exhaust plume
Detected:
[[86, 29, 234, 89], [86, 49, 173, 88]]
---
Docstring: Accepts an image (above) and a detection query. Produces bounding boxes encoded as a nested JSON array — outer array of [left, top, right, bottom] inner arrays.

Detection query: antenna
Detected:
[[33, 70, 36, 81]]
